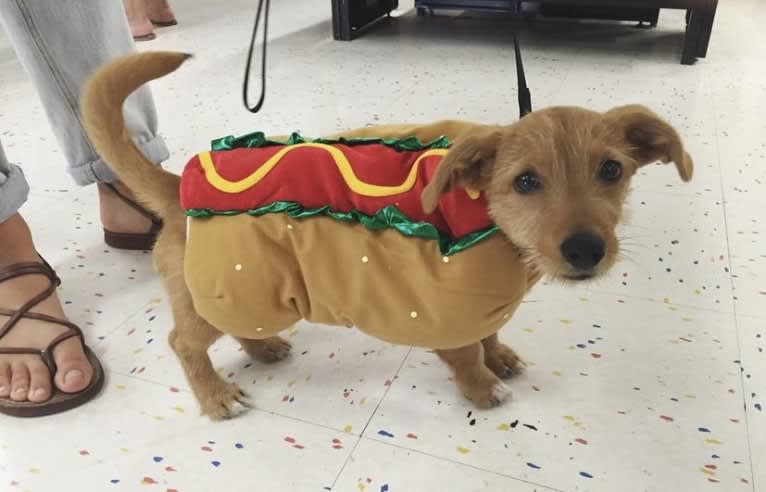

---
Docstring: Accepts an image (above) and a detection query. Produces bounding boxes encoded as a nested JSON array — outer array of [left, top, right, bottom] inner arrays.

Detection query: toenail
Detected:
[[64, 370, 84, 386], [13, 387, 27, 396], [32, 388, 48, 399], [0, 386, 6, 393]]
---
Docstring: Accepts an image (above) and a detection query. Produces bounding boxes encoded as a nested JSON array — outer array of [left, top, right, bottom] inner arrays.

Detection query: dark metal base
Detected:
[[538, 4, 660, 24], [332, 0, 399, 41], [332, 0, 717, 65]]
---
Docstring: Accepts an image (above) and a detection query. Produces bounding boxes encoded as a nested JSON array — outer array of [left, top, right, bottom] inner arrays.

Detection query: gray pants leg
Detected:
[[0, 0, 169, 223]]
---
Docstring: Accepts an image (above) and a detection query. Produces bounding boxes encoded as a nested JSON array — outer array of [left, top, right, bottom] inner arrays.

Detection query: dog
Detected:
[[81, 51, 693, 420]]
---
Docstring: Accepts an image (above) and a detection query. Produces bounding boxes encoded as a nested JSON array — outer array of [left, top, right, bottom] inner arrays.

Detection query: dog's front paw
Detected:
[[200, 382, 252, 420], [471, 380, 512, 409], [484, 343, 524, 379], [459, 372, 512, 409], [240, 336, 293, 363]]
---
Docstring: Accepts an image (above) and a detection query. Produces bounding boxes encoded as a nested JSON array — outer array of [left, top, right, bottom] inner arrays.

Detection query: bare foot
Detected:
[[98, 181, 154, 235], [123, 0, 156, 40], [0, 214, 93, 403], [144, 0, 177, 25]]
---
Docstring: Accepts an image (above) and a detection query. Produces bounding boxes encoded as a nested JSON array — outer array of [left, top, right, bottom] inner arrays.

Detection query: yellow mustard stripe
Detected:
[[198, 143, 472, 198]]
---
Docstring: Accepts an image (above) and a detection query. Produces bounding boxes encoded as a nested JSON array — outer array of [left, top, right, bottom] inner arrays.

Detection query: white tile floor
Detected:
[[1, 0, 764, 491]]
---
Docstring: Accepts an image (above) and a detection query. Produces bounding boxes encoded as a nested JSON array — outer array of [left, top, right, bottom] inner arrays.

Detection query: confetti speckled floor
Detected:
[[1, 0, 764, 491]]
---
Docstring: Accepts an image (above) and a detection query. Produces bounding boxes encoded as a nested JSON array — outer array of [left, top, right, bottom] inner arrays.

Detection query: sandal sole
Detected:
[[151, 19, 178, 27], [104, 229, 158, 251]]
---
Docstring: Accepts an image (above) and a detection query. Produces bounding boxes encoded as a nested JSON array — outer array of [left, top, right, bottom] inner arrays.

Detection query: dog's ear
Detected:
[[421, 130, 501, 214], [606, 104, 693, 182]]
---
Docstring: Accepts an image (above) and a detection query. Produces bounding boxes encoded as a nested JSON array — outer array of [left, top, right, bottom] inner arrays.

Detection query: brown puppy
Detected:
[[81, 52, 692, 419]]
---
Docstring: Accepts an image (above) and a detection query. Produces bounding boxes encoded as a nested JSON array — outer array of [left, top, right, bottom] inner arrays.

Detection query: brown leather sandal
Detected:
[[102, 183, 163, 250], [0, 260, 104, 417]]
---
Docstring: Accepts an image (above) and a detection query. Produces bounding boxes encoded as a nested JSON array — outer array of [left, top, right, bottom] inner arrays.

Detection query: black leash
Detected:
[[242, 0, 533, 119], [513, 34, 532, 118], [243, 0, 270, 113]]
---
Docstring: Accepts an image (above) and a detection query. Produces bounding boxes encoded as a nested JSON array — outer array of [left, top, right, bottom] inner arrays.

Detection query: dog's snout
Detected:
[[560, 232, 605, 270]]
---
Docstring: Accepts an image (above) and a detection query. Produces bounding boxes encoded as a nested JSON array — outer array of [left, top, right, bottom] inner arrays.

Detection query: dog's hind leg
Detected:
[[435, 342, 512, 409], [236, 336, 292, 363]]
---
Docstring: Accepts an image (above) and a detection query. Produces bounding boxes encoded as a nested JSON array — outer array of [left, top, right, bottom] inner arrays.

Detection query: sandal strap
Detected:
[[0, 260, 83, 375], [104, 183, 163, 234], [0, 262, 58, 339]]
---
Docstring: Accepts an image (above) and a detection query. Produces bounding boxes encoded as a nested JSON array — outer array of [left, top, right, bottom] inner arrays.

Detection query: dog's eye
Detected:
[[599, 160, 623, 183], [513, 172, 542, 194]]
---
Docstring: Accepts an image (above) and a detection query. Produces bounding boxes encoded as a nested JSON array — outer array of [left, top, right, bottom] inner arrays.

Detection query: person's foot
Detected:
[[98, 181, 154, 236], [123, 0, 156, 41], [0, 214, 94, 403], [145, 0, 177, 26]]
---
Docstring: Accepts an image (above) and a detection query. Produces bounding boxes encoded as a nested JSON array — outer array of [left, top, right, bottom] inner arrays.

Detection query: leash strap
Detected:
[[242, 0, 533, 119], [514, 33, 532, 118], [243, 0, 270, 113]]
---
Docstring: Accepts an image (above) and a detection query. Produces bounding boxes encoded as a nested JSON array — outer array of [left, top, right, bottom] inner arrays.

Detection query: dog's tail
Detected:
[[81, 51, 191, 218]]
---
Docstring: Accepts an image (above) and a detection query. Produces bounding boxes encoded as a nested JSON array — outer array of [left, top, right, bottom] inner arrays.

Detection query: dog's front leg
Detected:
[[168, 319, 251, 420], [154, 225, 252, 420], [481, 333, 524, 379], [436, 342, 512, 408]]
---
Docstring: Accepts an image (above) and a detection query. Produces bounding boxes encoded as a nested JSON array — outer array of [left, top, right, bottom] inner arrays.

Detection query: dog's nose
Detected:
[[560, 232, 605, 270]]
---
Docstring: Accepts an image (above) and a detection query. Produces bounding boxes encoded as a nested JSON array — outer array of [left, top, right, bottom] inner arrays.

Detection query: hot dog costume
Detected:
[[181, 131, 539, 349]]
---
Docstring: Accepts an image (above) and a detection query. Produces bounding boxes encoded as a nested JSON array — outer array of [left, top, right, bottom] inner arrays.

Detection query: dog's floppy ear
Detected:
[[421, 130, 501, 214], [606, 104, 693, 182]]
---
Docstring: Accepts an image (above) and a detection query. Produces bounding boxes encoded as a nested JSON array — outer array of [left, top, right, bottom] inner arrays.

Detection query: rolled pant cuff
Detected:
[[0, 163, 31, 223], [69, 134, 170, 185]]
